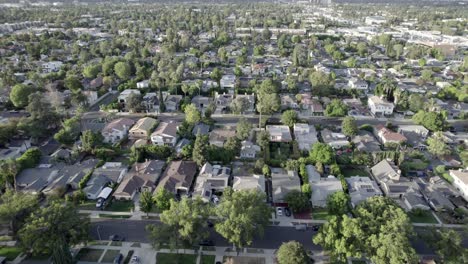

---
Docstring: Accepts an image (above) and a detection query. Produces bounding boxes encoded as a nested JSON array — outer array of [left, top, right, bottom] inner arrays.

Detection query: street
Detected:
[[89, 220, 468, 255]]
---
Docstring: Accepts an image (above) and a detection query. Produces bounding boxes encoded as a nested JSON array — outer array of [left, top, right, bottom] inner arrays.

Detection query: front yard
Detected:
[[0, 247, 22, 261], [408, 211, 438, 224], [311, 208, 331, 220], [156, 253, 197, 264]]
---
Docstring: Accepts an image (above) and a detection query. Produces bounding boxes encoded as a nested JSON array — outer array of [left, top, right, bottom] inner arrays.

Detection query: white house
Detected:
[[42, 61, 63, 73], [240, 140, 261, 159], [266, 125, 292, 142], [101, 118, 136, 143], [150, 121, 179, 147], [118, 89, 141, 104], [348, 78, 368, 90], [220, 75, 236, 89], [136, 80, 150, 89], [368, 96, 394, 116], [449, 169, 468, 202]]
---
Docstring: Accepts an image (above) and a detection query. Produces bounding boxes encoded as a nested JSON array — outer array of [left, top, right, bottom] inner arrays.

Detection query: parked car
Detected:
[[295, 224, 307, 231], [96, 198, 105, 208], [130, 256, 140, 264], [312, 225, 320, 231], [276, 207, 283, 216], [284, 207, 291, 217], [113, 253, 123, 264], [199, 240, 215, 246], [109, 235, 125, 241]]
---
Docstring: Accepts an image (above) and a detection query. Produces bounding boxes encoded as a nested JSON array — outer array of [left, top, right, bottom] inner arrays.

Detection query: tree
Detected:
[[153, 188, 173, 212], [80, 130, 103, 153], [210, 68, 223, 88], [421, 69, 433, 82], [393, 44, 404, 58], [19, 201, 89, 264], [284, 190, 309, 213], [412, 111, 446, 131], [423, 227, 468, 264], [64, 75, 83, 93], [16, 148, 41, 170], [257, 93, 280, 116], [276, 241, 310, 264], [253, 45, 265, 56], [324, 99, 348, 117], [184, 104, 201, 125], [230, 97, 250, 114], [281, 110, 298, 127], [215, 188, 271, 249], [309, 143, 334, 165], [292, 44, 307, 67], [342, 116, 358, 136], [0, 159, 18, 190], [256, 131, 270, 150], [83, 64, 101, 79], [54, 116, 81, 146], [192, 134, 209, 166], [126, 93, 143, 113], [427, 131, 451, 157], [114, 61, 132, 80], [408, 94, 424, 113], [309, 71, 334, 95], [326, 191, 350, 216], [139, 190, 154, 217], [10, 84, 34, 108], [313, 196, 417, 264], [0, 190, 38, 235], [236, 118, 252, 140]]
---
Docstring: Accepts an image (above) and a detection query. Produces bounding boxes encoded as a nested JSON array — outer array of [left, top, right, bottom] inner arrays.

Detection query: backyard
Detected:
[[340, 167, 370, 178]]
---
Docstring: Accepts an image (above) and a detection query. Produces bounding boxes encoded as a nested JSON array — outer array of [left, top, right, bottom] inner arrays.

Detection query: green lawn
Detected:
[[341, 167, 369, 178], [200, 255, 216, 264], [101, 249, 121, 263], [156, 253, 197, 264], [77, 200, 97, 210], [106, 200, 135, 212], [0, 247, 23, 261], [408, 211, 438, 224], [98, 213, 132, 219], [312, 208, 331, 220], [76, 248, 104, 262]]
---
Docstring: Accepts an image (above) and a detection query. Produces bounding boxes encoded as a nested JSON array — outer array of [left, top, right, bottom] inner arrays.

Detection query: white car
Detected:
[[277, 207, 283, 216], [130, 256, 139, 264]]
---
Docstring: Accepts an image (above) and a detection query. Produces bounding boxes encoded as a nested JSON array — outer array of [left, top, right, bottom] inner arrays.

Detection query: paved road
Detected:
[[89, 220, 468, 254]]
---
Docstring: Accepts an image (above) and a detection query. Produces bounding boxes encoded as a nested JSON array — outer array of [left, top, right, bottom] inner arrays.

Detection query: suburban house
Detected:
[[232, 161, 265, 193], [118, 89, 141, 105], [83, 174, 112, 200], [281, 94, 299, 110], [240, 140, 261, 159], [375, 125, 407, 145], [271, 167, 301, 204], [307, 165, 321, 183], [368, 96, 394, 116], [209, 128, 236, 147], [311, 176, 343, 207], [420, 182, 455, 211], [41, 61, 63, 73], [113, 174, 155, 200], [352, 131, 381, 152], [220, 74, 236, 89], [193, 162, 231, 202], [165, 95, 183, 112], [235, 93, 255, 113], [129, 117, 157, 140], [142, 93, 160, 113], [294, 124, 318, 152], [397, 125, 429, 149], [150, 121, 179, 147], [191, 96, 212, 114], [101, 118, 135, 144], [136, 79, 150, 89], [92, 162, 128, 184], [403, 192, 431, 211], [266, 125, 292, 143], [321, 129, 349, 149], [192, 123, 210, 136], [346, 176, 383, 207], [156, 160, 197, 195], [348, 77, 368, 90], [214, 93, 234, 114], [371, 159, 415, 198], [449, 169, 468, 202]]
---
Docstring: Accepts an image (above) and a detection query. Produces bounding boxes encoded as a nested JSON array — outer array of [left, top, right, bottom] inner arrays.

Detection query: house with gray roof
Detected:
[[294, 124, 318, 151], [266, 125, 292, 143], [321, 128, 349, 149], [370, 159, 416, 198], [192, 123, 210, 136], [83, 174, 112, 200], [92, 162, 128, 184], [231, 162, 265, 193], [194, 162, 231, 202], [352, 131, 381, 152], [311, 176, 343, 207], [271, 167, 301, 204], [346, 176, 382, 207]]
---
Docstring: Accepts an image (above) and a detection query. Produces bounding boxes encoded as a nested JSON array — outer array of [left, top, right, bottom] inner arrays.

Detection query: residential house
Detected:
[[101, 118, 135, 144], [214, 93, 234, 114], [311, 176, 343, 207], [83, 91, 98, 105], [92, 162, 128, 184], [420, 181, 455, 211], [142, 93, 160, 114], [348, 77, 368, 91], [209, 128, 236, 147], [398, 125, 429, 149], [403, 193, 431, 211], [231, 161, 265, 193], [194, 162, 231, 201], [240, 140, 261, 159], [191, 96, 212, 114], [449, 169, 468, 202], [136, 79, 150, 89], [368, 96, 394, 116], [271, 167, 301, 204], [352, 131, 381, 152], [118, 89, 140, 106], [192, 123, 210, 137], [371, 159, 415, 198], [83, 174, 112, 200], [129, 117, 157, 140], [235, 93, 255, 113], [281, 94, 299, 110], [220, 75, 236, 89], [266, 125, 292, 143], [156, 160, 197, 195], [42, 61, 63, 73], [375, 125, 407, 145], [150, 121, 179, 147], [164, 95, 183, 112], [321, 129, 349, 149], [346, 176, 383, 207], [310, 99, 324, 116], [294, 124, 318, 152]]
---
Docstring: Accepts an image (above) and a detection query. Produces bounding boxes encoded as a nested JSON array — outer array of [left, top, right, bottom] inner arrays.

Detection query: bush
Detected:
[[284, 190, 309, 213], [78, 170, 94, 189], [16, 148, 41, 170]]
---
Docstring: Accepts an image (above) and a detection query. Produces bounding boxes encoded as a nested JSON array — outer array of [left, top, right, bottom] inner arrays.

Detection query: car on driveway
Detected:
[[130, 256, 140, 264], [284, 207, 291, 217], [109, 235, 125, 241], [113, 253, 123, 264], [276, 207, 283, 216]]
